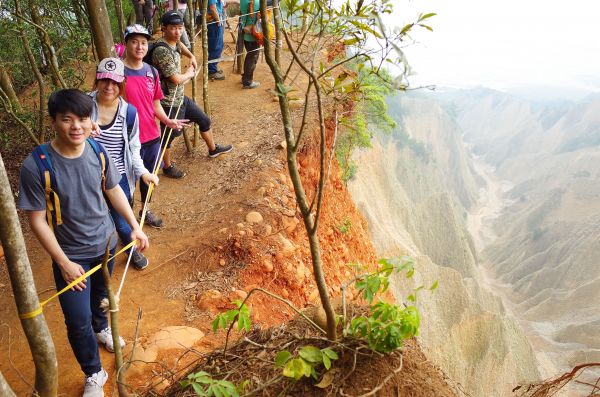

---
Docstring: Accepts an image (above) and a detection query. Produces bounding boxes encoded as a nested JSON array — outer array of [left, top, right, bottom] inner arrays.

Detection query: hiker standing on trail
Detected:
[[239, 0, 261, 89], [90, 57, 159, 270], [132, 0, 154, 34], [207, 0, 226, 80], [17, 89, 149, 397], [152, 11, 233, 176], [122, 24, 185, 228], [166, 0, 192, 49]]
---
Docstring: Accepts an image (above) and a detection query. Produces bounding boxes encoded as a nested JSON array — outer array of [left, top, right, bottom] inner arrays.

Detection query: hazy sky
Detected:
[[391, 0, 600, 93]]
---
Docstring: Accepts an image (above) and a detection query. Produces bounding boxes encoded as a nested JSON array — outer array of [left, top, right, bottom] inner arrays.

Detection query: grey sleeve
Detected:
[[17, 155, 46, 211], [104, 150, 121, 190]]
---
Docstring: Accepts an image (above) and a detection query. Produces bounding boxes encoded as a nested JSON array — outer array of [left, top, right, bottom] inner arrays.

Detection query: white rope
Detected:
[[193, 6, 279, 39]]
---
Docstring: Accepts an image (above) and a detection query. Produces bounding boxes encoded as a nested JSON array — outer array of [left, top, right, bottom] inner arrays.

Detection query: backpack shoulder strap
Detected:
[[32, 143, 62, 230], [125, 103, 137, 136], [87, 138, 108, 191]]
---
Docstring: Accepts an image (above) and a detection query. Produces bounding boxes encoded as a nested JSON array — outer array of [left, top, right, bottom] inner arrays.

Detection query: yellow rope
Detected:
[[19, 240, 136, 320]]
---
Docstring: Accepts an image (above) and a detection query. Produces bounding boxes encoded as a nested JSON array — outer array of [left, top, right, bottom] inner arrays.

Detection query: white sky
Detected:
[[389, 0, 600, 93]]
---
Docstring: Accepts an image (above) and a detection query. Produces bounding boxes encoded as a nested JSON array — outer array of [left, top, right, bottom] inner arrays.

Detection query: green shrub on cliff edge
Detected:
[[336, 67, 397, 182]]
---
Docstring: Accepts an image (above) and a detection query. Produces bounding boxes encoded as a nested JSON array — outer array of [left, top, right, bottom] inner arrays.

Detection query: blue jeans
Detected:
[[208, 22, 224, 74], [139, 138, 161, 203], [107, 174, 133, 250], [52, 248, 115, 376]]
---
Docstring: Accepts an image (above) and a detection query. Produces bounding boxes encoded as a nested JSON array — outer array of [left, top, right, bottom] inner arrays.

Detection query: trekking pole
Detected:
[[116, 83, 184, 299]]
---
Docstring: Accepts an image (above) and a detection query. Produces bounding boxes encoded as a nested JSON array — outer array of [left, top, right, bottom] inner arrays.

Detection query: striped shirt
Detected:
[[96, 106, 126, 175]]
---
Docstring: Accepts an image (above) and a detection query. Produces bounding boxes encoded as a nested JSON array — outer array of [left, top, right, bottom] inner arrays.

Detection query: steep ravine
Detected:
[[349, 94, 540, 396]]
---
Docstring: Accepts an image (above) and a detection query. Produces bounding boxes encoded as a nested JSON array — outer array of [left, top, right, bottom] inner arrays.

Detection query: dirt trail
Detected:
[[0, 34, 290, 394]]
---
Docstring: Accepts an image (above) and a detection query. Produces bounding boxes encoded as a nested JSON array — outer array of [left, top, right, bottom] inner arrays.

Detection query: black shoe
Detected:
[[163, 164, 186, 179], [142, 210, 163, 229], [209, 70, 225, 80], [208, 143, 233, 158], [131, 250, 149, 270]]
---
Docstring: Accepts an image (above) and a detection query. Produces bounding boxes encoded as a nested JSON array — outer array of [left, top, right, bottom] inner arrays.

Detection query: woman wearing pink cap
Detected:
[[90, 57, 159, 271]]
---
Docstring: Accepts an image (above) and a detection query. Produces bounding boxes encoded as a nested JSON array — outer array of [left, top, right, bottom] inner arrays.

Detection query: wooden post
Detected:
[[0, 153, 58, 396]]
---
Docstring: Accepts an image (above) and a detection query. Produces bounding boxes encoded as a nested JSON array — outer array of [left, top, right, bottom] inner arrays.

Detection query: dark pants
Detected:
[[132, 0, 153, 30], [107, 174, 133, 251], [207, 22, 224, 74], [139, 138, 161, 203], [242, 40, 260, 86], [52, 248, 115, 376], [160, 96, 211, 148]]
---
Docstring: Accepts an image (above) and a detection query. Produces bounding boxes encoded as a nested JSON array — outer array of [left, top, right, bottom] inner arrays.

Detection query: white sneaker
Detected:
[[96, 327, 125, 353], [83, 368, 108, 397]]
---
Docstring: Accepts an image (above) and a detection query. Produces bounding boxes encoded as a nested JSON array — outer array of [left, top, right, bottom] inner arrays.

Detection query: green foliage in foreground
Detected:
[[180, 371, 247, 397], [190, 257, 437, 394], [346, 257, 437, 352]]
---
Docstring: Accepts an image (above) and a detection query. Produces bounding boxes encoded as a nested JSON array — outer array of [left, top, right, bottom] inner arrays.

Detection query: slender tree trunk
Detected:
[[182, 128, 194, 152], [15, 0, 46, 142], [187, 0, 200, 146], [71, 0, 86, 28], [201, 0, 210, 115], [21, 32, 46, 143], [0, 371, 16, 397], [300, 4, 308, 33], [235, 23, 244, 75], [259, 0, 336, 340], [28, 0, 67, 88], [85, 0, 115, 60], [100, 244, 130, 397], [0, 153, 58, 396], [0, 86, 40, 146], [272, 0, 282, 64], [0, 65, 21, 112], [114, 0, 126, 42]]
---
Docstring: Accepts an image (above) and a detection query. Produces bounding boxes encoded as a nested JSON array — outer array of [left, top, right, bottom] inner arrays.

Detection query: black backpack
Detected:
[[142, 41, 178, 95]]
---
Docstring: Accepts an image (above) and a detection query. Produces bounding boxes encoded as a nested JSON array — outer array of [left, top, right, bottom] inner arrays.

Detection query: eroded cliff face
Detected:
[[439, 89, 600, 371], [349, 93, 540, 396]]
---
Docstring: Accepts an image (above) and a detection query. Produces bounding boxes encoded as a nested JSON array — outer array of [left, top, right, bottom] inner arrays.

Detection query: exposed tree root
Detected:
[[515, 363, 600, 397]]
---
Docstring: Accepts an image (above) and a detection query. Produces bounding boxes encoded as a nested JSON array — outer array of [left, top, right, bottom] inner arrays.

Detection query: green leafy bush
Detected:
[[345, 257, 437, 352]]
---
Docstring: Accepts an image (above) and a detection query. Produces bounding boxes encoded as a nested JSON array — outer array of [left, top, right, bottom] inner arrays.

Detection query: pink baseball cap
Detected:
[[96, 58, 125, 83]]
